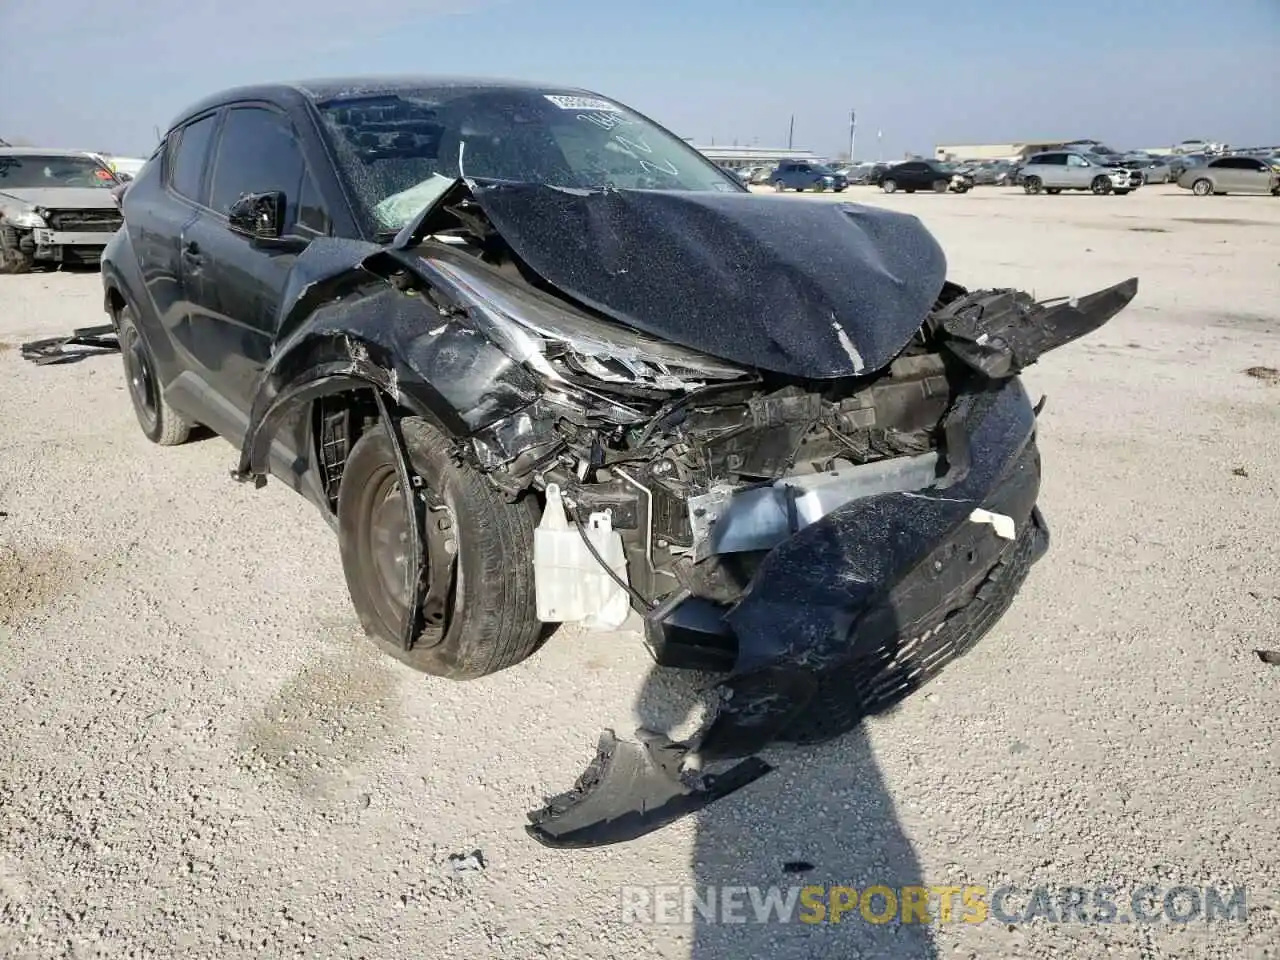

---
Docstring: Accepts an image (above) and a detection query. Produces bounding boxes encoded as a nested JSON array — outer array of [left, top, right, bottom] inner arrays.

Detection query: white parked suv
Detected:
[[1019, 150, 1144, 196]]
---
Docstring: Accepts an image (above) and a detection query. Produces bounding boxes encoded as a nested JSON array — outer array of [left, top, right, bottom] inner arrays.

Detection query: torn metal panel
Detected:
[[234, 278, 542, 484]]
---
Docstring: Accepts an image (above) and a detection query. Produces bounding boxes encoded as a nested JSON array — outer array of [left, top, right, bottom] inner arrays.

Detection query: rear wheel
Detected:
[[1192, 178, 1214, 196], [337, 416, 542, 679], [882, 179, 897, 193], [1091, 175, 1112, 195], [932, 179, 949, 193], [117, 305, 192, 446], [1023, 176, 1042, 194]]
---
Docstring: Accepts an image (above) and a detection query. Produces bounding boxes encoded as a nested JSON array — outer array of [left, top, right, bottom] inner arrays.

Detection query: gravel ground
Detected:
[[1, 185, 1277, 959]]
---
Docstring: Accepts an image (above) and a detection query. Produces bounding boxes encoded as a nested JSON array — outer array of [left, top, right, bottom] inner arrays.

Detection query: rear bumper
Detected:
[[645, 375, 1048, 758]]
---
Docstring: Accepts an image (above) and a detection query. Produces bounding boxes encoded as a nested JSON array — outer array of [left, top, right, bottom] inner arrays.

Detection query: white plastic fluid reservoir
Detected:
[[534, 483, 631, 629]]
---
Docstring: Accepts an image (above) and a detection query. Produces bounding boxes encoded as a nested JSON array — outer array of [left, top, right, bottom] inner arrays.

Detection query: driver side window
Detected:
[[208, 106, 315, 233]]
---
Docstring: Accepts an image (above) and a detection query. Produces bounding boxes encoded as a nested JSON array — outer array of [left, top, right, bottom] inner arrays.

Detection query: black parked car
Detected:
[[879, 159, 974, 193], [101, 76, 1138, 847]]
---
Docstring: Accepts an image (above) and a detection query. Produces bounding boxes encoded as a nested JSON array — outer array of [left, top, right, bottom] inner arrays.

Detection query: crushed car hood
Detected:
[[470, 183, 948, 378], [0, 187, 120, 209]]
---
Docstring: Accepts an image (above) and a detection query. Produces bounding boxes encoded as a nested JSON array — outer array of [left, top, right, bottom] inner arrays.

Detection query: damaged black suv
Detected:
[[101, 77, 1138, 846]]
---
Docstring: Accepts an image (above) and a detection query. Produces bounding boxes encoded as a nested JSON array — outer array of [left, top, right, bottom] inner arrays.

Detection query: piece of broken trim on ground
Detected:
[[19, 323, 119, 365]]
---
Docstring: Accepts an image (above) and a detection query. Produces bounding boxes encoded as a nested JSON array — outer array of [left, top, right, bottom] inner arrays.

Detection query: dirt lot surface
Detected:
[[2, 185, 1278, 959]]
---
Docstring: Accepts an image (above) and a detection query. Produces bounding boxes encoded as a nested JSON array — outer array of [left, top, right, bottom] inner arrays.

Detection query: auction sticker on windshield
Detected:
[[544, 94, 623, 112]]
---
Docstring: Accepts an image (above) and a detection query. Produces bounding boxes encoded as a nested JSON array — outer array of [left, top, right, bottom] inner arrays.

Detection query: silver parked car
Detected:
[[1136, 157, 1174, 184], [0, 148, 125, 272], [1019, 150, 1143, 195], [1176, 155, 1280, 196]]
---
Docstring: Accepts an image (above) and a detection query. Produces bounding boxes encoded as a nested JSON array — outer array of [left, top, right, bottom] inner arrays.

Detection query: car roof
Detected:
[[0, 147, 104, 158], [165, 75, 592, 135]]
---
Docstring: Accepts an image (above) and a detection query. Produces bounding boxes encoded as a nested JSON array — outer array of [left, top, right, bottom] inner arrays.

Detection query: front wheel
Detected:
[[773, 180, 785, 193], [0, 226, 34, 274], [337, 416, 543, 679], [882, 179, 897, 193], [117, 305, 192, 446], [1192, 178, 1214, 196]]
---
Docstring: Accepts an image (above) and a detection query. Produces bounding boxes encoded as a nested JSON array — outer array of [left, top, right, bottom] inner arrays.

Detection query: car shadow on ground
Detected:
[[631, 643, 941, 958]]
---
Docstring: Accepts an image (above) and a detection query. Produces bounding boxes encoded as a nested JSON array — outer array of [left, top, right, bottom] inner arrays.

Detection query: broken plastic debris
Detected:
[[969, 508, 1016, 540], [447, 849, 486, 873]]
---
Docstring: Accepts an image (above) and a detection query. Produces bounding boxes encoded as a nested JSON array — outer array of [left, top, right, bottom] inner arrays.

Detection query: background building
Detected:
[[692, 145, 825, 170], [934, 140, 1075, 162]]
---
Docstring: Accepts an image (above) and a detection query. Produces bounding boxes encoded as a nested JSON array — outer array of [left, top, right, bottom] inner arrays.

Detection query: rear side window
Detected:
[[169, 114, 217, 202], [208, 106, 305, 221]]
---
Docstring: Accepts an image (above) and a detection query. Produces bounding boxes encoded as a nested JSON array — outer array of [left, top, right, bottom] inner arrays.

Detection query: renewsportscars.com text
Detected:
[[620, 884, 1248, 925]]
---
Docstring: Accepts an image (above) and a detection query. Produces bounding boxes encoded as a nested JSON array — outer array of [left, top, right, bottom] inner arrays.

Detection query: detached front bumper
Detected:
[[30, 227, 116, 262], [649, 375, 1045, 749], [529, 377, 1048, 847]]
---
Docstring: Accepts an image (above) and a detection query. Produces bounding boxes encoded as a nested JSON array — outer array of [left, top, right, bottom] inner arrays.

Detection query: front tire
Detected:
[[0, 226, 34, 274], [337, 416, 542, 680], [117, 305, 192, 446], [773, 180, 785, 193]]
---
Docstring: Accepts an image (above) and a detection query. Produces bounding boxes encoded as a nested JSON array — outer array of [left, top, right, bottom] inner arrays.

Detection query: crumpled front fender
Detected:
[[232, 241, 541, 484]]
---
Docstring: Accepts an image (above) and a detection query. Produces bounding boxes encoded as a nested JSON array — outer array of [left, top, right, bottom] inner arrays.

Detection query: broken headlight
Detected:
[[419, 254, 749, 397], [4, 208, 47, 229]]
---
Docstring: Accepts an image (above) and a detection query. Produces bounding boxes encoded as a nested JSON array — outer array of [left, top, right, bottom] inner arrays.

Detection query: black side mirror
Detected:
[[228, 191, 286, 240]]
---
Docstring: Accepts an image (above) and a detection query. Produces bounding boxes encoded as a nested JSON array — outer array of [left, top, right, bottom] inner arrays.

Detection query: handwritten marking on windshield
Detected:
[[576, 112, 679, 177]]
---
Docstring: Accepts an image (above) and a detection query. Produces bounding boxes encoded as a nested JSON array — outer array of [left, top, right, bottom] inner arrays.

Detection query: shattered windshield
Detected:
[[0, 155, 118, 189], [314, 87, 743, 231]]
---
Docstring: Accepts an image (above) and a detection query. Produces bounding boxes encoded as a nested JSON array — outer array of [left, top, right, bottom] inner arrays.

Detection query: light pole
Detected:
[[849, 109, 856, 163]]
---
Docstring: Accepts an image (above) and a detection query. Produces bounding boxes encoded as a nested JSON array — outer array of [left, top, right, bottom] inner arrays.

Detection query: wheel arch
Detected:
[[232, 290, 542, 494]]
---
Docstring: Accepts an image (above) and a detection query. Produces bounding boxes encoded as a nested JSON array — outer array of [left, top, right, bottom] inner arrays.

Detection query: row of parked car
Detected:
[[727, 144, 1280, 198]]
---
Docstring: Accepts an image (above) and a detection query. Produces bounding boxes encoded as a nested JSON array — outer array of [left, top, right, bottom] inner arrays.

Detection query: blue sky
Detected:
[[2, 0, 1277, 158]]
